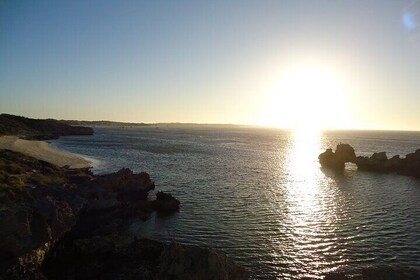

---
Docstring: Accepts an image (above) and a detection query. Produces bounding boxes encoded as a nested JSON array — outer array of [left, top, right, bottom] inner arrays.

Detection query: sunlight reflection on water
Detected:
[[279, 130, 348, 278]]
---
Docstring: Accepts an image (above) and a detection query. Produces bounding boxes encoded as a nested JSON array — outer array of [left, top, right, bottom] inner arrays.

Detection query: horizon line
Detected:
[[2, 113, 419, 133], [66, 120, 420, 133]]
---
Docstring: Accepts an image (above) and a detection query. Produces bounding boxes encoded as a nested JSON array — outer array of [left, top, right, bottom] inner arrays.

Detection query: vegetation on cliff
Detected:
[[0, 114, 93, 139]]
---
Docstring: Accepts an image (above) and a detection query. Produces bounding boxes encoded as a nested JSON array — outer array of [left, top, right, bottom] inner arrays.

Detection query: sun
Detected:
[[258, 62, 349, 131]]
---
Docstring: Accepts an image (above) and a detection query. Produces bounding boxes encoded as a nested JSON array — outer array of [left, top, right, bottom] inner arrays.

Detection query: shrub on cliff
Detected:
[[5, 175, 25, 189]]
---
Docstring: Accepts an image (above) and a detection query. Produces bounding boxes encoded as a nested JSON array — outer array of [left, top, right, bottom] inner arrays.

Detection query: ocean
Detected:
[[51, 126, 420, 279]]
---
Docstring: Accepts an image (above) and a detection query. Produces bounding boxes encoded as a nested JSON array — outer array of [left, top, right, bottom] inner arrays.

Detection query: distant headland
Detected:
[[0, 114, 93, 140], [0, 114, 94, 168]]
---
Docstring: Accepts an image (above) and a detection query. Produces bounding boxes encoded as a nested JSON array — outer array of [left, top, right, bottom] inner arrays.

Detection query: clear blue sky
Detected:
[[1, 0, 420, 130]]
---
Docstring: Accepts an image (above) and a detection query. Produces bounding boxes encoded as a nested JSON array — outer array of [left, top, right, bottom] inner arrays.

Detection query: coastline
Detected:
[[49, 140, 105, 172], [0, 135, 91, 168]]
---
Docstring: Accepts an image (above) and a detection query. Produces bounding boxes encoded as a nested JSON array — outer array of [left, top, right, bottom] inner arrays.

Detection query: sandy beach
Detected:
[[0, 136, 91, 168]]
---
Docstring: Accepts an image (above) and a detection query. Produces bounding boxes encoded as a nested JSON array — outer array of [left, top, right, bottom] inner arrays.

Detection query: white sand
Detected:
[[0, 136, 91, 168]]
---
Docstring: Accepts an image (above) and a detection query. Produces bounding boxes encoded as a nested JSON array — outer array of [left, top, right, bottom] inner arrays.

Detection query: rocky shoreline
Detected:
[[0, 150, 249, 279], [319, 143, 420, 177]]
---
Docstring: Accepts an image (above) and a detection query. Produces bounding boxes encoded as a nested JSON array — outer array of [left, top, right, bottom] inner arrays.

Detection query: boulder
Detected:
[[153, 191, 180, 214], [41, 235, 249, 280]]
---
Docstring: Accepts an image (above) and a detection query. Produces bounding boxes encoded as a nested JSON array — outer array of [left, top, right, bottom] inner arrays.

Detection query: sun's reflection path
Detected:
[[288, 129, 322, 187], [271, 129, 348, 278]]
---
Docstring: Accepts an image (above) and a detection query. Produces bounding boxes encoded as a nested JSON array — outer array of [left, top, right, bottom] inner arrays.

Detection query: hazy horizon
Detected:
[[2, 1, 420, 130], [5, 112, 420, 133]]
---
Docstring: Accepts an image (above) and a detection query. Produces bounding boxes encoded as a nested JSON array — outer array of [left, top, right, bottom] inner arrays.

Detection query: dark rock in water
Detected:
[[153, 191, 180, 214], [318, 144, 356, 170], [319, 143, 420, 178]]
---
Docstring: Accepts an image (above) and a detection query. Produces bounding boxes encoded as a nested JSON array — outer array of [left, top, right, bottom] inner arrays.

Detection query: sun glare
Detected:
[[259, 62, 349, 131]]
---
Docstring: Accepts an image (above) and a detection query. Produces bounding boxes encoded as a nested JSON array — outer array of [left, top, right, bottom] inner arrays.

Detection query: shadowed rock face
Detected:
[[319, 144, 420, 178], [158, 242, 249, 280], [41, 236, 249, 280]]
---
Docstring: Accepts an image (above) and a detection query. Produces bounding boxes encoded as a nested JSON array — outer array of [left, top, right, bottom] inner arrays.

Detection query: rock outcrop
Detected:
[[319, 144, 420, 178], [318, 144, 356, 170], [152, 191, 180, 214], [0, 150, 249, 279]]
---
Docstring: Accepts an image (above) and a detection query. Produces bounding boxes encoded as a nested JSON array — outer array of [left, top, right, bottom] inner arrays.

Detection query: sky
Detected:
[[1, 0, 420, 130]]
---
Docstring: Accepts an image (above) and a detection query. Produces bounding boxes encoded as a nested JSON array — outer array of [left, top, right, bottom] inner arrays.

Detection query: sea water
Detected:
[[52, 126, 420, 279]]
